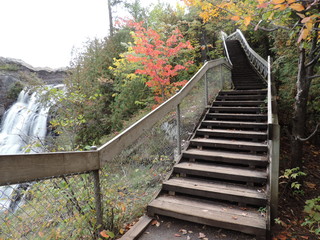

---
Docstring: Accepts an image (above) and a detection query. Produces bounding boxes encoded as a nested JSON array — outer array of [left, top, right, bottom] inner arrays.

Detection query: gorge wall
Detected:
[[0, 57, 68, 120]]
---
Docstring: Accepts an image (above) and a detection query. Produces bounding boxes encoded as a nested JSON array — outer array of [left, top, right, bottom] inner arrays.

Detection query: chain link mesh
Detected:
[[99, 111, 177, 234], [0, 173, 97, 239], [0, 63, 232, 239]]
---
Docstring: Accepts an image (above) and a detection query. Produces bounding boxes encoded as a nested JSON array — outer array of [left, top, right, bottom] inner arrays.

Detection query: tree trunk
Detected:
[[291, 48, 312, 167], [108, 0, 114, 37]]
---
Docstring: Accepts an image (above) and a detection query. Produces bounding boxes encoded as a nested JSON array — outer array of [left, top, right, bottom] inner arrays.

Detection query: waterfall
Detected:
[[0, 87, 53, 212]]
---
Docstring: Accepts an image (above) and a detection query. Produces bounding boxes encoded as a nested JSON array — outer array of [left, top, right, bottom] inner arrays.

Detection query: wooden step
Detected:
[[201, 120, 268, 130], [162, 178, 267, 206], [219, 89, 267, 95], [235, 86, 266, 90], [190, 137, 268, 152], [212, 101, 265, 106], [174, 162, 267, 183], [119, 215, 153, 240], [147, 195, 266, 237], [210, 106, 266, 113], [206, 113, 267, 122], [216, 95, 266, 100], [182, 148, 268, 166], [194, 128, 267, 140]]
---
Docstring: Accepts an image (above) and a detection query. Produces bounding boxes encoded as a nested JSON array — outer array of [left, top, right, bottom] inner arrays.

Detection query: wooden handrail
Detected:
[[0, 151, 99, 185], [0, 58, 232, 185], [98, 58, 231, 165]]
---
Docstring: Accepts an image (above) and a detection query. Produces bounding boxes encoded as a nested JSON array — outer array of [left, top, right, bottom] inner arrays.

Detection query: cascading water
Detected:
[[0, 88, 52, 212]]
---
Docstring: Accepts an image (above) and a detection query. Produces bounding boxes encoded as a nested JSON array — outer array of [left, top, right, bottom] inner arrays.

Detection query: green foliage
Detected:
[[302, 197, 320, 235], [109, 47, 153, 130], [280, 167, 307, 195], [0, 63, 19, 71], [7, 81, 24, 100]]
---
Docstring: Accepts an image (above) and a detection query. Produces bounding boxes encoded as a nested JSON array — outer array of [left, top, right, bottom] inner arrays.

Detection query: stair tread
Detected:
[[148, 195, 266, 233], [183, 148, 267, 161], [164, 178, 266, 201], [202, 120, 267, 126], [210, 106, 266, 109], [196, 128, 267, 136], [175, 162, 267, 180], [213, 101, 265, 103], [191, 137, 267, 148], [220, 89, 267, 94]]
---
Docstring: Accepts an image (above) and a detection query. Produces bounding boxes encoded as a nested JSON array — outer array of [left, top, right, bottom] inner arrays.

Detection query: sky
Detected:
[[0, 0, 179, 69]]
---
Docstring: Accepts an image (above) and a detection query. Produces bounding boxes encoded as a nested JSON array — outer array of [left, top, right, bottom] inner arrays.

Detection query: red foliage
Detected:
[[126, 21, 193, 104]]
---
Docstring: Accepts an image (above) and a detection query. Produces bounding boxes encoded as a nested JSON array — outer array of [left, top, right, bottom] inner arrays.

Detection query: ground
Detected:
[[138, 216, 255, 240], [271, 135, 320, 240]]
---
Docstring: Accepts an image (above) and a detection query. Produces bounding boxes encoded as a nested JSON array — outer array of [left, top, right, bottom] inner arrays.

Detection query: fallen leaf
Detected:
[[188, 230, 193, 233], [151, 219, 160, 227], [232, 216, 238, 220], [174, 233, 181, 237], [187, 236, 191, 240], [231, 16, 240, 21], [100, 230, 114, 238], [179, 229, 188, 235], [290, 3, 305, 12], [198, 232, 206, 239], [305, 181, 316, 189], [244, 16, 251, 26]]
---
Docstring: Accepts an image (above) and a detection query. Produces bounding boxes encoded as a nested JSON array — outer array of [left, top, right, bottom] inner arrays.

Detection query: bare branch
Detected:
[[296, 123, 320, 141], [307, 74, 320, 80]]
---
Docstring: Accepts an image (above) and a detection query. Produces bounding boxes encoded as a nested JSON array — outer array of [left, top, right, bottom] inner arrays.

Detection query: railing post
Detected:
[[91, 146, 103, 237], [269, 124, 280, 226], [204, 71, 209, 106], [176, 104, 181, 156], [220, 64, 223, 89]]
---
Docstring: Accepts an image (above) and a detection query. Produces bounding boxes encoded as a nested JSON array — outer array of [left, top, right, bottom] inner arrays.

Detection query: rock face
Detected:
[[0, 57, 68, 120]]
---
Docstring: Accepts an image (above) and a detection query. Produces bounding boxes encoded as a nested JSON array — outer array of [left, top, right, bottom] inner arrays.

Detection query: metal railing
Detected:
[[222, 29, 280, 229], [0, 58, 232, 239]]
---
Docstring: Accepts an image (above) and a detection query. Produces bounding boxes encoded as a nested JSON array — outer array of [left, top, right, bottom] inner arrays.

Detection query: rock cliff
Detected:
[[0, 57, 68, 120]]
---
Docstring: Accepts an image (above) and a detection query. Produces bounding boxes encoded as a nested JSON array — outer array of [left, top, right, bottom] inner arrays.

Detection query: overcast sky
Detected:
[[0, 0, 179, 69]]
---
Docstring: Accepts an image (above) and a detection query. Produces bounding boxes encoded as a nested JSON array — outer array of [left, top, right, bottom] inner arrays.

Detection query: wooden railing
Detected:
[[0, 58, 231, 186], [0, 58, 232, 233], [222, 29, 280, 229]]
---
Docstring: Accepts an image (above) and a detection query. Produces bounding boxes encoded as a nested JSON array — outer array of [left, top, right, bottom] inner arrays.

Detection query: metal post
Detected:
[[90, 146, 103, 237], [176, 104, 181, 156], [205, 71, 208, 106]]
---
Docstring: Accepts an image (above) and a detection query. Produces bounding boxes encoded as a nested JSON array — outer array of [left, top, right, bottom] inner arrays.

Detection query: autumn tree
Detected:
[[185, 0, 320, 167], [126, 21, 194, 104]]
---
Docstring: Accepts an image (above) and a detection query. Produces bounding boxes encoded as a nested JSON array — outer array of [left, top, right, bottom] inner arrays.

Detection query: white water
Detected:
[[0, 88, 51, 212]]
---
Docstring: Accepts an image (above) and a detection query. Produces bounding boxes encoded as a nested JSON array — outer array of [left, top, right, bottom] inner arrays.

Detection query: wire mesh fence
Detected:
[[0, 173, 97, 239], [99, 110, 177, 236], [0, 60, 232, 240]]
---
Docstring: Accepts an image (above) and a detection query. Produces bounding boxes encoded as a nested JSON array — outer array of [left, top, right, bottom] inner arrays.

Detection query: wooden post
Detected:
[[205, 72, 208, 106], [220, 64, 223, 89], [270, 124, 280, 222], [176, 104, 181, 156], [90, 146, 103, 237], [92, 170, 103, 236]]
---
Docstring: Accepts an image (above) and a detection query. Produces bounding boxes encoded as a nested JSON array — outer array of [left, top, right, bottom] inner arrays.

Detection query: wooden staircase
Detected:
[[146, 40, 269, 239]]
